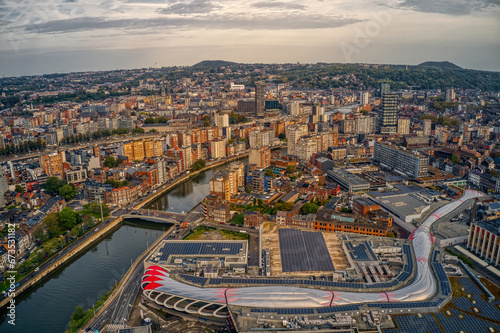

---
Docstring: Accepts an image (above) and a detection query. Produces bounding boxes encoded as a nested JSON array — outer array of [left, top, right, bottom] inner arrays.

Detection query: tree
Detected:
[[264, 169, 274, 177], [44, 213, 61, 239], [491, 169, 499, 178], [274, 202, 294, 212], [301, 202, 319, 215], [278, 133, 286, 140], [190, 159, 206, 171], [203, 115, 211, 127], [103, 156, 118, 168], [286, 165, 296, 173], [42, 238, 59, 256], [59, 184, 77, 200], [58, 207, 78, 230], [45, 177, 66, 194], [83, 216, 95, 229], [84, 202, 110, 218], [71, 306, 86, 322], [15, 185, 24, 193], [70, 225, 83, 238], [451, 154, 458, 164], [34, 228, 48, 243], [132, 128, 145, 134]]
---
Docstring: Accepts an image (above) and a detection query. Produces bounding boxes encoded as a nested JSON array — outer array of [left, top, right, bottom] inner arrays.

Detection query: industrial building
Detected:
[[467, 218, 500, 266], [326, 168, 370, 192], [144, 240, 248, 272], [140, 191, 482, 333]]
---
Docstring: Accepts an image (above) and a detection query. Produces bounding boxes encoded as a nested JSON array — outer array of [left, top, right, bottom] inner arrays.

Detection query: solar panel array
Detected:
[[316, 304, 359, 313], [179, 274, 208, 286], [383, 314, 443, 333], [158, 242, 243, 261], [279, 229, 334, 272], [177, 243, 416, 290], [174, 241, 417, 296], [452, 278, 500, 322], [396, 245, 413, 282], [250, 308, 315, 315], [432, 262, 451, 296], [435, 309, 500, 333], [367, 298, 447, 309], [345, 241, 375, 261], [430, 249, 451, 297]]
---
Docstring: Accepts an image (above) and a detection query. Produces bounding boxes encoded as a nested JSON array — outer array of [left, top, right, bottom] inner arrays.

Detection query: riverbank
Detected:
[[137, 144, 286, 211], [80, 220, 172, 332], [0, 216, 124, 310]]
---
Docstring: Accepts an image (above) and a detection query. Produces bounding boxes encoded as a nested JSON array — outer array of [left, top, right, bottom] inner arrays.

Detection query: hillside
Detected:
[[192, 60, 239, 68], [417, 61, 463, 70]]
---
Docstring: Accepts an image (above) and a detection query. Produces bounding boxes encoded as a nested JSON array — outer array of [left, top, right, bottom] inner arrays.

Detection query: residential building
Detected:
[[40, 152, 63, 177], [214, 113, 229, 128], [380, 93, 398, 134], [380, 82, 390, 96], [249, 147, 271, 168], [423, 119, 432, 136], [398, 118, 410, 135], [445, 88, 455, 102], [373, 142, 429, 178], [296, 137, 317, 161], [359, 91, 369, 106], [201, 194, 230, 223], [286, 124, 308, 156], [210, 139, 226, 159]]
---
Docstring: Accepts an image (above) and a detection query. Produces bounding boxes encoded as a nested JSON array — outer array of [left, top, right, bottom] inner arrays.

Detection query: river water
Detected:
[[0, 222, 163, 333]]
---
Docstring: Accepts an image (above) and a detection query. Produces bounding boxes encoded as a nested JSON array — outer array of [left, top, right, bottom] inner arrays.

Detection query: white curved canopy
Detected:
[[142, 190, 482, 308]]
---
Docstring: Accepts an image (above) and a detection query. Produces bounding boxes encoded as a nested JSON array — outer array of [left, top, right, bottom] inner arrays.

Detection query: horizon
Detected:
[[0, 0, 498, 78], [1, 57, 498, 80]]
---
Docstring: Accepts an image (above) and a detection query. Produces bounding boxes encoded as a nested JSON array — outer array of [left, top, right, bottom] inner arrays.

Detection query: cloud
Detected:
[[396, 0, 499, 15], [22, 13, 363, 34], [156, 0, 221, 14], [251, 1, 307, 10]]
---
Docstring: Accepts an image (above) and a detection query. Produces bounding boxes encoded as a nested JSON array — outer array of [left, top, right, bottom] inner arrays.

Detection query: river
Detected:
[[0, 222, 164, 333], [149, 156, 249, 213]]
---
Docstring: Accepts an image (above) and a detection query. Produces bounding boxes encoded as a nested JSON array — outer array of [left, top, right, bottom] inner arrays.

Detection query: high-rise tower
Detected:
[[380, 93, 398, 134], [255, 81, 266, 117], [380, 82, 390, 97]]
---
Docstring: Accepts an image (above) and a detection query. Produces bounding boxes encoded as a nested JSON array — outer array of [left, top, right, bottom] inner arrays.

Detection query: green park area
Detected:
[[184, 225, 249, 241], [0, 203, 110, 293]]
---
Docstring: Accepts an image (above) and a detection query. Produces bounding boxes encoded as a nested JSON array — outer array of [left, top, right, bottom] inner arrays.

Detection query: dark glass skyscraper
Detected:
[[255, 81, 266, 116]]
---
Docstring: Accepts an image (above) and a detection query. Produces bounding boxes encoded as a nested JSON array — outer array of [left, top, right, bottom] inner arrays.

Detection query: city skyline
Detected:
[[0, 0, 499, 77]]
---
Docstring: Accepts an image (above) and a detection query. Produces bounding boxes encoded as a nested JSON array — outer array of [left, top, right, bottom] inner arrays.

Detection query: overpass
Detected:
[[123, 214, 179, 224]]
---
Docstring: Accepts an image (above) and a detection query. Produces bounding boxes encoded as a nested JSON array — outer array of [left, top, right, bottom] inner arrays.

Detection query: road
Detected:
[[85, 262, 144, 332]]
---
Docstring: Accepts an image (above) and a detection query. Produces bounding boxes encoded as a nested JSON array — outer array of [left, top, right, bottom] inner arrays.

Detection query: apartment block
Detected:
[[41, 152, 63, 177], [249, 147, 271, 168], [373, 142, 429, 178]]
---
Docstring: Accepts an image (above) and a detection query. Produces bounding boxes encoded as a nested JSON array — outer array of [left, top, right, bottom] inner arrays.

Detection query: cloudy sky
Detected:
[[0, 0, 499, 77]]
